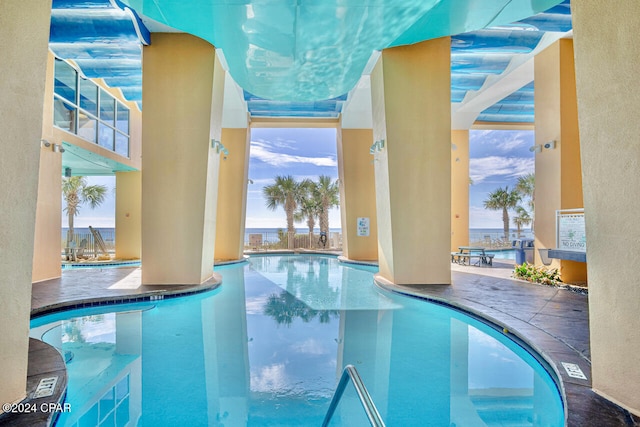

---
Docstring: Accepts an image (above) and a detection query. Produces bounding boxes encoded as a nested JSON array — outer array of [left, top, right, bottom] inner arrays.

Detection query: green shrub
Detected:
[[513, 262, 563, 286]]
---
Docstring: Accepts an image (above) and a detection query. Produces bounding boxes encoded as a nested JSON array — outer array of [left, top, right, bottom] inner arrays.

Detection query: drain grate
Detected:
[[33, 377, 58, 398]]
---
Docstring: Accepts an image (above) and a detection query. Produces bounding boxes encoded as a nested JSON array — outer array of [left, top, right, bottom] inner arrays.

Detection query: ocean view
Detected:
[[63, 227, 533, 243]]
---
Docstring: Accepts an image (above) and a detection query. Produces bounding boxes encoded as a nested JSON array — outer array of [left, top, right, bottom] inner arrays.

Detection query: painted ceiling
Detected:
[[49, 0, 572, 124]]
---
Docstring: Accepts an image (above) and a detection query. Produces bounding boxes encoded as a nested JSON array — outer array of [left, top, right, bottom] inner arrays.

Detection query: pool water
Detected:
[[485, 249, 516, 260], [31, 254, 563, 426]]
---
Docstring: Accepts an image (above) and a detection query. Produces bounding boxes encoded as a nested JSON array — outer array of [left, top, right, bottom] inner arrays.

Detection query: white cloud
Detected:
[[470, 156, 533, 184], [290, 338, 328, 355], [471, 130, 533, 153], [251, 363, 288, 392], [251, 140, 337, 167]]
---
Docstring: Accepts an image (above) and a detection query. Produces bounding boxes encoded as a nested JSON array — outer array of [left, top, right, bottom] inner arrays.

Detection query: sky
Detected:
[[468, 129, 535, 228], [67, 128, 534, 230]]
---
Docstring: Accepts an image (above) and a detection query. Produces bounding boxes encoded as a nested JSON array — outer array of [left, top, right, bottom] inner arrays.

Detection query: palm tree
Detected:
[[62, 176, 108, 246], [483, 186, 521, 240], [513, 206, 532, 237], [312, 175, 340, 236], [515, 173, 535, 211], [515, 173, 535, 233], [295, 180, 322, 247], [263, 175, 304, 248]]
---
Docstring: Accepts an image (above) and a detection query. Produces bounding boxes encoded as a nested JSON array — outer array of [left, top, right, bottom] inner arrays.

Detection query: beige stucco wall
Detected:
[[534, 39, 586, 283], [337, 127, 378, 261], [115, 171, 141, 259], [141, 33, 222, 285], [214, 128, 250, 261], [371, 38, 451, 285], [0, 1, 51, 411], [451, 130, 470, 251], [33, 52, 63, 283], [572, 1, 640, 414]]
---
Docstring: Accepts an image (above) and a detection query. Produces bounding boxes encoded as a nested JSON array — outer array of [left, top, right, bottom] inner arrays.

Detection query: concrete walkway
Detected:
[[10, 258, 639, 427]]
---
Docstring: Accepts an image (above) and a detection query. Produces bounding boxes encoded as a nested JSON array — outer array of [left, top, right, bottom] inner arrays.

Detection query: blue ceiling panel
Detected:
[[451, 53, 513, 75], [49, 0, 148, 108], [452, 28, 544, 54], [451, 75, 489, 91]]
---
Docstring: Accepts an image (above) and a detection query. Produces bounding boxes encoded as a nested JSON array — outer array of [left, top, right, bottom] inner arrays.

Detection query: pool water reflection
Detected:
[[30, 254, 563, 426]]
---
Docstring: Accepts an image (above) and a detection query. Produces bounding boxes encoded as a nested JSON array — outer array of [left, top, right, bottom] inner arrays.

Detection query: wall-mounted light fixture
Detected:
[[369, 139, 385, 154], [64, 167, 72, 178], [529, 145, 542, 153], [41, 139, 65, 153], [544, 140, 556, 150], [211, 139, 229, 156]]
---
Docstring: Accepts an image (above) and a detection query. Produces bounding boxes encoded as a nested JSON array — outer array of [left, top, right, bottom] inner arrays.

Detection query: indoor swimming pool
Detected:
[[30, 254, 564, 426]]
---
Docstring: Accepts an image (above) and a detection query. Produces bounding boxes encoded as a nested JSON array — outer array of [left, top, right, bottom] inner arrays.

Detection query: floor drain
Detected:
[[33, 377, 58, 398]]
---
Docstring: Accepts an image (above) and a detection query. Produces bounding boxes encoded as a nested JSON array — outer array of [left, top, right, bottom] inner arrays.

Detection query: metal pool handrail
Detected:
[[322, 364, 386, 427]]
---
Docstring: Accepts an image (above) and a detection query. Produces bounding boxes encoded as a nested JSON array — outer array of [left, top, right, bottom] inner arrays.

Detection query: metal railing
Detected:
[[244, 231, 343, 251], [322, 364, 385, 427]]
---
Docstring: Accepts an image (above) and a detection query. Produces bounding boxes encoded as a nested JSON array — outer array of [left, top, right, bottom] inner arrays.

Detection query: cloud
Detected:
[[470, 156, 533, 184], [251, 363, 288, 392], [471, 130, 533, 153], [253, 137, 297, 151], [290, 338, 328, 355], [251, 141, 337, 167]]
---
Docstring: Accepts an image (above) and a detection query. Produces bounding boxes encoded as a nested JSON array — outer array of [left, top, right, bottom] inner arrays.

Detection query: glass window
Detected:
[[77, 111, 97, 143], [115, 132, 129, 157], [54, 59, 77, 103], [99, 89, 115, 125], [79, 78, 98, 116], [98, 123, 114, 151], [115, 103, 129, 134], [53, 98, 76, 133]]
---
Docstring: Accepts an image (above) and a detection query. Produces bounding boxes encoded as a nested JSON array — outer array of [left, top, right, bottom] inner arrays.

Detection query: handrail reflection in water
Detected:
[[322, 364, 385, 427]]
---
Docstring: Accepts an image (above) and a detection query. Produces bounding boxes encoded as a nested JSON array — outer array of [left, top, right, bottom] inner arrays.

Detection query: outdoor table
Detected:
[[451, 246, 494, 266]]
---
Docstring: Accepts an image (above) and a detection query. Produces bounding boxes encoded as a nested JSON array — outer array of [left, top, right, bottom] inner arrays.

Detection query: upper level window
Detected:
[[52, 58, 130, 158]]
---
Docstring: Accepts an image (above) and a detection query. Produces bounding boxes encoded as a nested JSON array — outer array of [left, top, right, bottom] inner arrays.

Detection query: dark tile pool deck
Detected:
[[9, 259, 640, 426]]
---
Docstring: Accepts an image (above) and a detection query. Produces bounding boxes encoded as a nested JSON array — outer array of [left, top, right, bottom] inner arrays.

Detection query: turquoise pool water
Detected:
[[485, 249, 516, 260], [31, 254, 563, 426]]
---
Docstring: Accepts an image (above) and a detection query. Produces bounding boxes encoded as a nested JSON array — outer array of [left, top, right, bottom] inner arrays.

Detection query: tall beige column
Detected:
[[0, 1, 50, 410], [451, 130, 470, 251], [33, 51, 63, 283], [141, 33, 224, 285], [337, 126, 378, 262], [214, 128, 250, 262], [534, 38, 586, 284], [116, 171, 141, 260], [573, 1, 640, 414], [370, 38, 451, 285]]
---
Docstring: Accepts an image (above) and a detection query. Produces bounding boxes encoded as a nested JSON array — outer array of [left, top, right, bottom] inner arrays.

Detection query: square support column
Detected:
[[214, 128, 250, 262], [534, 39, 586, 283], [116, 171, 141, 260], [451, 130, 470, 251], [370, 38, 451, 285], [141, 33, 224, 285], [337, 127, 378, 262]]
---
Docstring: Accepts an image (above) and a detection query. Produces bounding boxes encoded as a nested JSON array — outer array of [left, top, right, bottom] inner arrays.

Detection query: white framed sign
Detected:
[[357, 217, 370, 237], [557, 214, 586, 251]]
